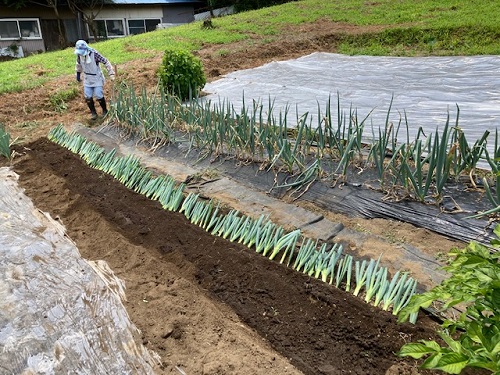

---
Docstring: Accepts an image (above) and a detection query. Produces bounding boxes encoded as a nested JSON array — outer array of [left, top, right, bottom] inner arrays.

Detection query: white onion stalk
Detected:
[[324, 243, 343, 283], [202, 203, 220, 231], [353, 257, 381, 297], [255, 221, 277, 253], [353, 259, 368, 296], [188, 199, 208, 224], [217, 210, 240, 238], [157, 179, 176, 208], [152, 178, 175, 202], [230, 215, 251, 242], [151, 176, 171, 201], [269, 229, 301, 261], [140, 175, 164, 199], [334, 257, 345, 287], [314, 243, 342, 282], [97, 149, 118, 172], [210, 212, 226, 236], [261, 225, 284, 257], [345, 255, 353, 292], [132, 170, 153, 193], [239, 214, 267, 246], [303, 247, 321, 276], [127, 167, 150, 191], [68, 134, 85, 153], [382, 271, 408, 311], [293, 238, 317, 273], [165, 185, 185, 211], [280, 229, 301, 266], [392, 278, 417, 315], [314, 243, 329, 280], [365, 264, 386, 304], [196, 200, 214, 228], [373, 268, 389, 307], [179, 193, 199, 216], [80, 142, 103, 165], [334, 254, 353, 290]]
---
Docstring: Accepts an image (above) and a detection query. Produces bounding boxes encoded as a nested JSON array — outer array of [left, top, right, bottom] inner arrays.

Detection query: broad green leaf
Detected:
[[475, 270, 494, 284], [421, 353, 444, 369], [438, 331, 463, 353], [398, 342, 438, 359], [490, 334, 500, 355], [468, 358, 500, 372], [423, 340, 443, 352], [467, 321, 485, 344], [461, 255, 487, 267], [434, 353, 470, 374]]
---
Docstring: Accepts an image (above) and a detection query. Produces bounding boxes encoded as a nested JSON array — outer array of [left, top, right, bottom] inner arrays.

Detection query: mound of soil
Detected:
[[3, 138, 447, 375]]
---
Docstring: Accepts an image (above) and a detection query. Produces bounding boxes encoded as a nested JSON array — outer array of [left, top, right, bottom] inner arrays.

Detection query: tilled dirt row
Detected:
[[2, 138, 447, 375]]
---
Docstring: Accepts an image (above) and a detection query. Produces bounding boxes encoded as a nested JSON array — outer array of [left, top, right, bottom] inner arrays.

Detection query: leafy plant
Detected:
[[0, 123, 11, 160], [398, 225, 500, 374], [157, 47, 206, 101]]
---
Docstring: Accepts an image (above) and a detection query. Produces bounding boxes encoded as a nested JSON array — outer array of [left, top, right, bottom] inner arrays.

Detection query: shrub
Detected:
[[398, 226, 500, 374], [157, 47, 206, 101]]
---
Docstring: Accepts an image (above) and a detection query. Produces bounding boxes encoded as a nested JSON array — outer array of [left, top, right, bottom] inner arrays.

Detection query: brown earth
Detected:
[[0, 18, 471, 375]]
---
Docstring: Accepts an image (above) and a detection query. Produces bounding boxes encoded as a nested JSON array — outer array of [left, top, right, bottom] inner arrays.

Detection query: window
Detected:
[[0, 19, 41, 40], [93, 19, 125, 39], [127, 19, 161, 35]]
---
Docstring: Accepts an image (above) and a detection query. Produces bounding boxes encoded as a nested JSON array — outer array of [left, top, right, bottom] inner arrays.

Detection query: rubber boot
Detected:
[[86, 98, 98, 120], [98, 97, 108, 117]]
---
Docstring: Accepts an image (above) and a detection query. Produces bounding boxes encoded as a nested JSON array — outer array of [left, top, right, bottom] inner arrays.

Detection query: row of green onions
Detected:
[[48, 124, 419, 323], [48, 125, 185, 212], [110, 86, 498, 211]]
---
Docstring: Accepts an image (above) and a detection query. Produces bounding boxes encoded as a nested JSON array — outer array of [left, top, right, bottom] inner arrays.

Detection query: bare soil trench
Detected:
[[2, 138, 454, 375]]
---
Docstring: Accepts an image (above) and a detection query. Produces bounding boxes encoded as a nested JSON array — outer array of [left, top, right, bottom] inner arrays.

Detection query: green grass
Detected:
[[48, 85, 80, 112], [1, 0, 500, 95]]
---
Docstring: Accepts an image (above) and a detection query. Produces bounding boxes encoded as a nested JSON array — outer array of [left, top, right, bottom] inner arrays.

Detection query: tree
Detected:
[[67, 0, 107, 41]]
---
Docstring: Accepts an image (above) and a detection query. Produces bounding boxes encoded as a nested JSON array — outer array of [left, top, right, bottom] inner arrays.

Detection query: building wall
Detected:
[[162, 5, 195, 23], [0, 6, 74, 19], [91, 5, 194, 25], [93, 6, 164, 20], [0, 5, 77, 54], [0, 40, 45, 56], [0, 3, 196, 56]]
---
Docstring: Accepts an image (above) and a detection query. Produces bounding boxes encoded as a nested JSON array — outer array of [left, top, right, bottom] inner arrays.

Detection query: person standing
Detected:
[[74, 40, 115, 120]]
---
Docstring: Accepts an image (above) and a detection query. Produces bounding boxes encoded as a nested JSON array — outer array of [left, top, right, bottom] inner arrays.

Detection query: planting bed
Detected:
[[2, 137, 483, 375], [3, 139, 454, 374]]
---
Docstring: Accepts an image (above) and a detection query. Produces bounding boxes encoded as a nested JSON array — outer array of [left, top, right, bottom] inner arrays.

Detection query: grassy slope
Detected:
[[1, 0, 499, 94]]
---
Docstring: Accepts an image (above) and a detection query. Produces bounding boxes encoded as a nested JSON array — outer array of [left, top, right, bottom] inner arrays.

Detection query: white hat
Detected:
[[74, 40, 89, 55]]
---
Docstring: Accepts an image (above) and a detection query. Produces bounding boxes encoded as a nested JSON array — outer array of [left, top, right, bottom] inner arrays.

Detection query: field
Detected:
[[0, 2, 497, 374]]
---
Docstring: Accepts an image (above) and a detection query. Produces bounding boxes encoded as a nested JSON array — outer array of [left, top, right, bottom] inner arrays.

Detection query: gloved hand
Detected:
[[76, 72, 81, 82], [109, 74, 115, 81]]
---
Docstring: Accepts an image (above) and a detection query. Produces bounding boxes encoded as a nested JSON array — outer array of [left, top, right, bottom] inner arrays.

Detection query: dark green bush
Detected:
[[157, 47, 206, 101]]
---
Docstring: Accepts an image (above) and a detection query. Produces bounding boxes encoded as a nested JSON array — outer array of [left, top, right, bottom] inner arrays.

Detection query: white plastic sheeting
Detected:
[[203, 52, 500, 144], [0, 168, 159, 374]]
